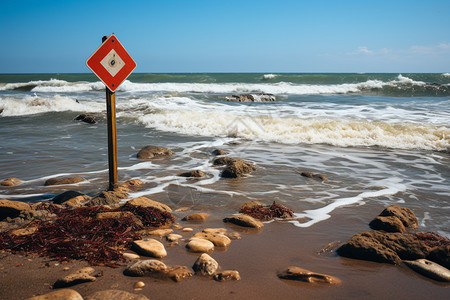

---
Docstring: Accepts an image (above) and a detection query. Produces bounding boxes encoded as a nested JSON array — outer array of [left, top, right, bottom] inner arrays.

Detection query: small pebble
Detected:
[[182, 227, 193, 232], [134, 281, 145, 289]]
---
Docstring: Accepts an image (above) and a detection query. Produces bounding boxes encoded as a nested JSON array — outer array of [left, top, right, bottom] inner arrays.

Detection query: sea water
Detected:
[[0, 73, 449, 236]]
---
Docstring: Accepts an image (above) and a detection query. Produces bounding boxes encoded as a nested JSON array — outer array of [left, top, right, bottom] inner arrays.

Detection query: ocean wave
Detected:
[[132, 104, 449, 152], [263, 74, 278, 79], [2, 75, 448, 96], [0, 95, 103, 116]]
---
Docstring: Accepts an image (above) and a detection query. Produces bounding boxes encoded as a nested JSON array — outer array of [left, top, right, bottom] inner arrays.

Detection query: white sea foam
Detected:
[[290, 177, 406, 227], [0, 95, 103, 116], [1, 76, 429, 95], [131, 99, 449, 151], [263, 74, 278, 79], [442, 73, 450, 77]]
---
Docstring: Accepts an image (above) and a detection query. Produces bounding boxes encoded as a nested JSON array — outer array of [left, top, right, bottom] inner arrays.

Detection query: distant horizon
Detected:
[[1, 71, 449, 75]]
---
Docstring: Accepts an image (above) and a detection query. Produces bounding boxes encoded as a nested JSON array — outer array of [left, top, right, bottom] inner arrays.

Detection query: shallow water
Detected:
[[0, 73, 449, 237]]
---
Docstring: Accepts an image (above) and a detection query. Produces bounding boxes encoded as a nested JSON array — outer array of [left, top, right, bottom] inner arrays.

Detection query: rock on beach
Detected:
[[26, 289, 83, 300], [124, 259, 168, 277], [186, 238, 215, 253], [213, 157, 255, 178], [0, 199, 31, 221], [132, 239, 167, 258], [223, 214, 264, 229], [404, 259, 450, 282], [192, 253, 219, 276], [85, 289, 149, 300], [127, 196, 172, 212], [278, 266, 341, 284], [44, 176, 84, 186], [53, 267, 97, 288]]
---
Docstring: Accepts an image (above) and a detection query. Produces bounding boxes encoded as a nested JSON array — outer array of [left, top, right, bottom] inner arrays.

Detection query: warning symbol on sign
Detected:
[[86, 34, 136, 92]]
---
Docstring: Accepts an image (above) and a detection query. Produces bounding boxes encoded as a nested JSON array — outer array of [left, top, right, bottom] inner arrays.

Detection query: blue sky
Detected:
[[1, 0, 449, 73]]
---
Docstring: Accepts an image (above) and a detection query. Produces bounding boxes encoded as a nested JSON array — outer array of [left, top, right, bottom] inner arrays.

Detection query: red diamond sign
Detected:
[[86, 34, 136, 92]]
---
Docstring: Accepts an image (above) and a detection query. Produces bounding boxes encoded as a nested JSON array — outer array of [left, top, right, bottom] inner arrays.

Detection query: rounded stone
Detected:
[[124, 259, 168, 277], [132, 239, 167, 258], [186, 238, 214, 253], [193, 253, 219, 276]]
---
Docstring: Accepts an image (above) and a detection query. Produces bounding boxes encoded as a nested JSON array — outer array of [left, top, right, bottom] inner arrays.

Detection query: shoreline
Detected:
[[1, 202, 448, 300]]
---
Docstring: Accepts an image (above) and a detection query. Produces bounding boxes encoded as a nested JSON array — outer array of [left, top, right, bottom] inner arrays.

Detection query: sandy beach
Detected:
[[1, 199, 448, 300]]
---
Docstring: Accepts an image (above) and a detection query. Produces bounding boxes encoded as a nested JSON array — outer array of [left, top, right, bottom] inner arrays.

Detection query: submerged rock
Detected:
[[212, 149, 227, 156], [44, 176, 84, 186], [0, 177, 22, 186], [177, 170, 206, 178], [226, 94, 276, 102], [74, 113, 97, 124], [404, 259, 450, 282], [213, 157, 255, 178], [278, 266, 341, 284], [136, 145, 172, 159], [52, 191, 84, 204], [300, 171, 329, 182]]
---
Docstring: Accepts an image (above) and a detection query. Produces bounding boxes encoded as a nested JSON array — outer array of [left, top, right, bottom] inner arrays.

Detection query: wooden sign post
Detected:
[[86, 34, 137, 190]]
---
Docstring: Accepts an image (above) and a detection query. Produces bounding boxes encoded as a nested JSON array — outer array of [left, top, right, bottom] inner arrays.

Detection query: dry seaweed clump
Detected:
[[239, 202, 294, 221], [0, 203, 174, 267]]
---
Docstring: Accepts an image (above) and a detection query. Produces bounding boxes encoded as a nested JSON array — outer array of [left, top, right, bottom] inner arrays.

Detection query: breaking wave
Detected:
[[1, 75, 449, 96]]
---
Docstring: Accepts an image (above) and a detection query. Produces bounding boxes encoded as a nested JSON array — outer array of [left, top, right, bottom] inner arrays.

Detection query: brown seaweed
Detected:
[[240, 202, 294, 221], [413, 232, 450, 247], [0, 203, 174, 267]]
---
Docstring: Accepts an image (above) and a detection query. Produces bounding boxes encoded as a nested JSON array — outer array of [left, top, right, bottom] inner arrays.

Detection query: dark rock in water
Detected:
[[177, 170, 205, 178], [0, 199, 31, 221], [52, 191, 84, 204], [213, 157, 255, 178], [212, 149, 227, 156], [226, 94, 276, 102], [44, 176, 84, 186], [278, 266, 341, 284], [337, 230, 430, 264], [136, 145, 172, 159], [300, 171, 329, 182], [378, 204, 418, 229], [403, 259, 450, 282], [369, 215, 406, 233], [75, 113, 97, 124]]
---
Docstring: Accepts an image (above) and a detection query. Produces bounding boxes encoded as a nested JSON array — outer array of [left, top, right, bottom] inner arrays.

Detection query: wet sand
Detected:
[[0, 204, 448, 300]]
